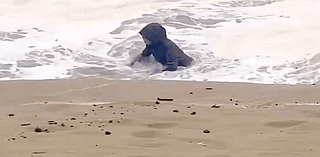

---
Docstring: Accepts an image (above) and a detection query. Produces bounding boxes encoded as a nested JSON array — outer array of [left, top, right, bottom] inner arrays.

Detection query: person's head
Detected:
[[139, 23, 167, 44]]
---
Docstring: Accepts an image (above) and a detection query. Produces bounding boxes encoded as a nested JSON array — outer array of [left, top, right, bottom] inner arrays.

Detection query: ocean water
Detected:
[[0, 0, 319, 84]]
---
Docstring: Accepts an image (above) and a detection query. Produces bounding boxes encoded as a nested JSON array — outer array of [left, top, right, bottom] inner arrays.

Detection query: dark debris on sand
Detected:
[[157, 97, 173, 101], [203, 129, 210, 133], [173, 109, 179, 113], [211, 104, 220, 108], [105, 131, 111, 135]]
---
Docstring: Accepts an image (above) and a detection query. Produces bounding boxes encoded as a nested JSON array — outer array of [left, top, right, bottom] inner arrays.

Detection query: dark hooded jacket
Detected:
[[139, 23, 194, 71]]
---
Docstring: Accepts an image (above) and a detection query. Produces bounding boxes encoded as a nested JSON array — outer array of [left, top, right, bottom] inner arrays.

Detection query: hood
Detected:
[[139, 23, 167, 43]]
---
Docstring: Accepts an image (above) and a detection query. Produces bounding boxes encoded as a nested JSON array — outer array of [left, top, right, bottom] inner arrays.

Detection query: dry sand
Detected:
[[0, 78, 320, 157]]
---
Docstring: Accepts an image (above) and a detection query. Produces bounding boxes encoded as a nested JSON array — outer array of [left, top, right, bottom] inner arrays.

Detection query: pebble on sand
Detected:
[[205, 87, 213, 90], [190, 91, 193, 94], [155, 101, 160, 104], [190, 111, 196, 115], [70, 117, 76, 121], [157, 97, 173, 101], [21, 122, 31, 126], [173, 109, 179, 113], [203, 129, 210, 133], [109, 120, 113, 123], [211, 104, 220, 108], [34, 127, 43, 132], [48, 120, 56, 125], [8, 113, 15, 116], [105, 131, 111, 135]]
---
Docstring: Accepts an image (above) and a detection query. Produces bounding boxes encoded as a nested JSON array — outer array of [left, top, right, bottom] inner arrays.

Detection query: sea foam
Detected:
[[0, 0, 319, 84]]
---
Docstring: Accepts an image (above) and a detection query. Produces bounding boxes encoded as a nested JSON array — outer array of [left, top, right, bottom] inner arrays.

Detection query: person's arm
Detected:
[[130, 47, 153, 66], [141, 47, 152, 56]]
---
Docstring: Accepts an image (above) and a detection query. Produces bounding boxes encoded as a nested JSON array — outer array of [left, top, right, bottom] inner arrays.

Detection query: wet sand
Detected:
[[1, 78, 320, 157]]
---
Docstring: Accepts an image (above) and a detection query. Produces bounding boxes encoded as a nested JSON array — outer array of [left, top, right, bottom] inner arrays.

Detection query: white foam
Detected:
[[0, 0, 320, 84]]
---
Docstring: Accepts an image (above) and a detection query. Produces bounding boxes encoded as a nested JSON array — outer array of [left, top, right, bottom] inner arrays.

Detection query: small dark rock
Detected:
[[205, 87, 213, 90], [211, 104, 220, 108], [230, 99, 233, 101], [105, 131, 111, 135], [70, 117, 76, 121], [100, 106, 104, 108], [275, 104, 278, 106], [190, 91, 193, 94], [235, 103, 238, 105], [93, 104, 97, 107], [190, 111, 196, 115], [70, 125, 73, 127], [109, 105, 113, 108], [157, 97, 173, 101], [8, 113, 15, 117], [203, 129, 210, 133], [109, 120, 113, 123], [92, 109, 95, 112], [60, 123, 65, 127], [48, 120, 56, 125], [35, 127, 42, 132], [84, 112, 88, 116], [173, 109, 179, 113], [155, 101, 160, 104], [120, 113, 124, 115], [21, 122, 31, 126]]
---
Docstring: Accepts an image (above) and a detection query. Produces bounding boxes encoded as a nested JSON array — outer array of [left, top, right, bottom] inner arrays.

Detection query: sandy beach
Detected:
[[1, 78, 320, 157]]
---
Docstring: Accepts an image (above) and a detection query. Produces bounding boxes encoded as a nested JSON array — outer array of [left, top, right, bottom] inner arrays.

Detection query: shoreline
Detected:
[[1, 78, 320, 157]]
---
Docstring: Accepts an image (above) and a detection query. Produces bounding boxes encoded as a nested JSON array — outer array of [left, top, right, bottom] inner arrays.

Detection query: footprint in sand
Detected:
[[264, 120, 306, 128], [145, 123, 178, 129], [132, 130, 158, 138]]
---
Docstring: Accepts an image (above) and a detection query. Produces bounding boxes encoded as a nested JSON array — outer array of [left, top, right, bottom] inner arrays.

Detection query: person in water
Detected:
[[131, 23, 194, 71]]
